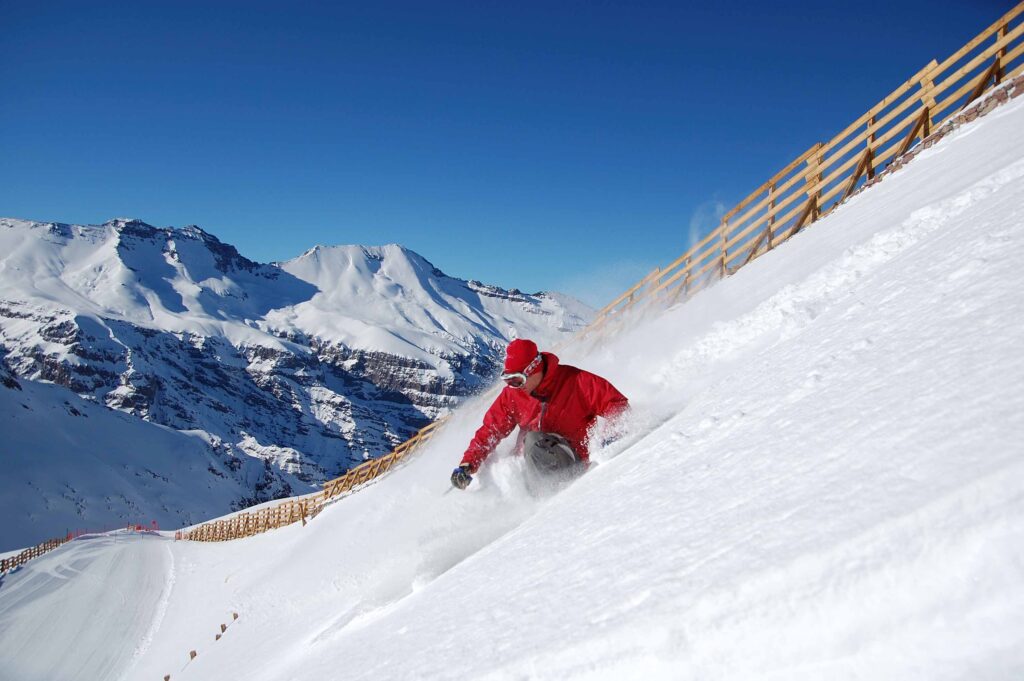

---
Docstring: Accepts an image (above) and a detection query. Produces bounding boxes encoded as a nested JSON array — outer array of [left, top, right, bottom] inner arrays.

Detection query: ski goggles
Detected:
[[500, 354, 543, 388]]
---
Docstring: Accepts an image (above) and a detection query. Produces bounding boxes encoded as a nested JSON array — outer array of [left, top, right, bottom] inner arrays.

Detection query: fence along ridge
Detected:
[[177, 419, 447, 541], [173, 3, 1021, 542], [1, 524, 160, 575]]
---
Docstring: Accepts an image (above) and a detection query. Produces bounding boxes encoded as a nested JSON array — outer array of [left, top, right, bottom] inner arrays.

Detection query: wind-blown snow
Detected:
[[2, 92, 1023, 680]]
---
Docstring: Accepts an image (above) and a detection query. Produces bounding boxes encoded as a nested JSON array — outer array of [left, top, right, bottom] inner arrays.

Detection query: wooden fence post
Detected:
[[964, 41, 1003, 112], [867, 115, 877, 179], [809, 148, 822, 219], [996, 21, 1007, 83], [718, 219, 728, 277], [896, 70, 938, 160], [767, 181, 777, 251], [793, 144, 823, 236], [919, 68, 937, 137]]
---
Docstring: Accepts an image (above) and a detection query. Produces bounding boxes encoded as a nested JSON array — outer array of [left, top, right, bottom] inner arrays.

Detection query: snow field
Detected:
[[2, 89, 1024, 680]]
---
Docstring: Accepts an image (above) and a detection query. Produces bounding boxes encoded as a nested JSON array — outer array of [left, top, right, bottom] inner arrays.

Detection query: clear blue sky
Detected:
[[0, 1, 1007, 307]]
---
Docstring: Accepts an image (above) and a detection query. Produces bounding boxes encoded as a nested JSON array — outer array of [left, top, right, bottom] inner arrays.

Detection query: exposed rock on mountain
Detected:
[[0, 217, 590, 522]]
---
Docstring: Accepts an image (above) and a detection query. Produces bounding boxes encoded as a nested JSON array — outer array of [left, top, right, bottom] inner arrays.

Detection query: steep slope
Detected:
[[0, 353, 285, 549], [0, 220, 589, 539], [2, 85, 1023, 681]]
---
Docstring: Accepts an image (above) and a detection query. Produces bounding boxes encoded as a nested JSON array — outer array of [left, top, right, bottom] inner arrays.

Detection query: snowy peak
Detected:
[[282, 243, 432, 290], [0, 217, 316, 333], [283, 243, 493, 300], [274, 240, 589, 355], [0, 215, 591, 370]]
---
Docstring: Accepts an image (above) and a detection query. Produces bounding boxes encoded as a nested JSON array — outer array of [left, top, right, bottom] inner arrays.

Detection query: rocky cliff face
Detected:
[[0, 217, 591, 512]]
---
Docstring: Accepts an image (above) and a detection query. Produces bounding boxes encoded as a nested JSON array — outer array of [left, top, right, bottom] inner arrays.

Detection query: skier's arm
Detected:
[[588, 373, 629, 421], [460, 390, 518, 473], [584, 373, 630, 449]]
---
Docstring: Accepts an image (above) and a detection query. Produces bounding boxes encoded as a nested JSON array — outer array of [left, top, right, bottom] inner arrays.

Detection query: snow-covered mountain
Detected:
[[0, 218, 590, 541]]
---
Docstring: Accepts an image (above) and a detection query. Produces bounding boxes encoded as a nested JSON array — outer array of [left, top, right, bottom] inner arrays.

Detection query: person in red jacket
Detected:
[[450, 338, 628, 490]]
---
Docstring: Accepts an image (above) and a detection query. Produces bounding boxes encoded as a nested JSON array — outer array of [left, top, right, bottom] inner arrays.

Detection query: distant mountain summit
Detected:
[[274, 242, 590, 357], [0, 217, 590, 532]]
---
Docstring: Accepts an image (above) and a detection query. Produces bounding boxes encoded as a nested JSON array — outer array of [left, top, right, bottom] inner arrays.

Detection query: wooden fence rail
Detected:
[[173, 3, 1022, 543]]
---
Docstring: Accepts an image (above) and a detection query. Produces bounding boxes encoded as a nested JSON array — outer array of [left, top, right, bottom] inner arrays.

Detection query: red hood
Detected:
[[531, 352, 561, 399]]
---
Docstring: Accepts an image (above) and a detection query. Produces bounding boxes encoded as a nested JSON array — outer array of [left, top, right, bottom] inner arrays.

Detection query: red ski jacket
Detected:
[[460, 352, 628, 472]]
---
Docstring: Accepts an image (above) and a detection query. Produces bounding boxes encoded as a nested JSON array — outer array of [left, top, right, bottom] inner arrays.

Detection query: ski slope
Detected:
[[2, 93, 1024, 680]]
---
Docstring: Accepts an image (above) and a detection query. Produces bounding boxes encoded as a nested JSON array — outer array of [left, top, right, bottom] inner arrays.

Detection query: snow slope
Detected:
[[0, 364, 282, 550], [2, 91, 1023, 681]]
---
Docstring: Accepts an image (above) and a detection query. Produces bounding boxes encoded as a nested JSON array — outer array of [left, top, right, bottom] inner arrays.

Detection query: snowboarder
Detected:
[[450, 338, 629, 490]]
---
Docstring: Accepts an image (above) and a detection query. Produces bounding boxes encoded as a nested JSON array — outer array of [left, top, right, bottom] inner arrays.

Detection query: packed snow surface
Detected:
[[2, 94, 1024, 680]]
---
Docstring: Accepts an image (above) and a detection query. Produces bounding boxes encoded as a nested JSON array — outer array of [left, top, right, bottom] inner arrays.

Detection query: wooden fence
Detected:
[[177, 419, 446, 541], [2, 525, 168, 575], [584, 2, 1024, 337], [176, 3, 1023, 543], [1, 536, 70, 575]]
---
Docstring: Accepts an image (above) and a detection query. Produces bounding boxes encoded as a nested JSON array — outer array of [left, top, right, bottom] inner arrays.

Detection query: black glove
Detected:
[[450, 463, 473, 490]]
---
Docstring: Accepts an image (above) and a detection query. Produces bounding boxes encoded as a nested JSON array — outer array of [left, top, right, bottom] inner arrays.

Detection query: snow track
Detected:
[[122, 541, 175, 681], [0, 534, 173, 681]]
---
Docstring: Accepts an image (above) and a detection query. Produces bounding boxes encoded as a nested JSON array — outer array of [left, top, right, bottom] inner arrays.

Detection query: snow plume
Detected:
[[686, 198, 726, 250]]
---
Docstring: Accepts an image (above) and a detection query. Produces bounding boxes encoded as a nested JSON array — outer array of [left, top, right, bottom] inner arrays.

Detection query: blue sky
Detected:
[[0, 1, 1006, 307]]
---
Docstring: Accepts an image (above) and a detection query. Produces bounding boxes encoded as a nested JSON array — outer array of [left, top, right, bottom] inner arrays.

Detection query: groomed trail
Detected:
[[1, 93, 1023, 681]]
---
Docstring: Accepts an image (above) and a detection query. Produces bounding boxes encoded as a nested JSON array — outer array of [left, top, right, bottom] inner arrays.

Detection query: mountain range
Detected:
[[0, 217, 589, 546]]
